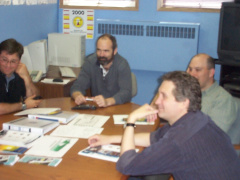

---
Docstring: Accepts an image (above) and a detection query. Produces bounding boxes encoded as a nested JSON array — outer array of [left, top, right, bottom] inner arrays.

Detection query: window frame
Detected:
[[157, 0, 225, 12], [60, 0, 139, 11]]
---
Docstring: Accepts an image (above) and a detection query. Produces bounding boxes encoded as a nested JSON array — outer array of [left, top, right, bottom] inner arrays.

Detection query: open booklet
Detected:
[[113, 115, 154, 125], [78, 144, 139, 163]]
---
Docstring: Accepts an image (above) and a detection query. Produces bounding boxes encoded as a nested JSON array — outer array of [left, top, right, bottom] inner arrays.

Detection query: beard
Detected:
[[97, 54, 114, 66]]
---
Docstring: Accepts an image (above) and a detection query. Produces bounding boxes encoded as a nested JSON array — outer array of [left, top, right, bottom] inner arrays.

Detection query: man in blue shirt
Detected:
[[88, 71, 240, 179]]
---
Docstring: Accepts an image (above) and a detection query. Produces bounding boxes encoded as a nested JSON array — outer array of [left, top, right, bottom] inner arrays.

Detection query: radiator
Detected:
[[96, 19, 200, 72]]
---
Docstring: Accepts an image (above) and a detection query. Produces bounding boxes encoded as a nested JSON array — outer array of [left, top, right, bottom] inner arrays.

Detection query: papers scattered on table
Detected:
[[78, 145, 121, 162], [25, 135, 78, 158], [50, 126, 103, 139], [41, 78, 70, 85], [68, 114, 110, 127], [19, 155, 62, 167], [113, 115, 154, 125], [0, 155, 19, 166], [50, 114, 109, 139], [14, 108, 61, 116]]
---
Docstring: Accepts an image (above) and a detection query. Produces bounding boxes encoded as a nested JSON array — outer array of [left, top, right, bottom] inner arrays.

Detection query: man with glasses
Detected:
[[0, 38, 41, 115]]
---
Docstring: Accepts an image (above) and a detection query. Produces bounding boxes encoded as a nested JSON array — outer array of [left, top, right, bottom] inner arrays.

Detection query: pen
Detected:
[[86, 98, 94, 101]]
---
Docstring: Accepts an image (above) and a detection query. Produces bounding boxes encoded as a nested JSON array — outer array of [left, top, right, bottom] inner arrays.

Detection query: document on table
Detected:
[[68, 114, 110, 127], [50, 125, 103, 139], [41, 78, 70, 85], [14, 108, 61, 116], [113, 115, 154, 125], [25, 135, 78, 158]]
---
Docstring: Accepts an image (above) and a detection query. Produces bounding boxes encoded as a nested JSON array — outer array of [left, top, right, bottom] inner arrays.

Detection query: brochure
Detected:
[[113, 115, 154, 125], [78, 145, 121, 162], [19, 155, 62, 167], [0, 144, 28, 154], [0, 155, 19, 166]]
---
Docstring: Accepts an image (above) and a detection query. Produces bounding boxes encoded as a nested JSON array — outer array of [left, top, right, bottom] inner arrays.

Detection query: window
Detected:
[[60, 0, 139, 11], [157, 0, 234, 12]]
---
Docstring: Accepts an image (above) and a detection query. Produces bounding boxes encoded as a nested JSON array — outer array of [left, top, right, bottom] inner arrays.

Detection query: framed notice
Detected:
[[63, 9, 94, 39]]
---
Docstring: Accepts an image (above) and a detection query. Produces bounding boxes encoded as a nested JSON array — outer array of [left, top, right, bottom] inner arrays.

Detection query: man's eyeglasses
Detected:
[[0, 58, 19, 66]]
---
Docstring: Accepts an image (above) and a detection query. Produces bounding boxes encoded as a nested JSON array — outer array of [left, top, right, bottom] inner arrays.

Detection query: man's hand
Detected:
[[24, 95, 42, 109], [94, 95, 116, 107], [127, 104, 158, 124], [72, 92, 86, 105], [88, 134, 111, 147], [15, 63, 31, 82]]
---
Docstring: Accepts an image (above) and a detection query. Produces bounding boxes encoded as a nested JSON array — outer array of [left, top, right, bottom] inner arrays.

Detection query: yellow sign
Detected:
[[73, 17, 83, 28]]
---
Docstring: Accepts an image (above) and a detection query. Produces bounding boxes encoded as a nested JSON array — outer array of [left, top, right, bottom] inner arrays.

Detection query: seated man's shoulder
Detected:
[[212, 83, 232, 99]]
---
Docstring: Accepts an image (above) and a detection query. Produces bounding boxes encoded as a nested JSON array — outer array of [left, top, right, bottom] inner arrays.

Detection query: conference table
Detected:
[[0, 97, 159, 180]]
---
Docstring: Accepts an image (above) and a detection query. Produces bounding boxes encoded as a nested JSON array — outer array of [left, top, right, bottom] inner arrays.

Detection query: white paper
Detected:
[[113, 115, 154, 125], [50, 125, 103, 139], [25, 135, 78, 158], [68, 114, 110, 127], [14, 108, 61, 116], [41, 78, 70, 85]]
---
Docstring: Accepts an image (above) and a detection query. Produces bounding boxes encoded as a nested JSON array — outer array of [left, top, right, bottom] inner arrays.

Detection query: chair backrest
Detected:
[[131, 72, 137, 97]]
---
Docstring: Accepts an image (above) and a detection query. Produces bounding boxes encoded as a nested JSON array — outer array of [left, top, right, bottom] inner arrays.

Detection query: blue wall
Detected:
[[0, 0, 221, 105], [0, 4, 58, 46], [59, 0, 221, 105]]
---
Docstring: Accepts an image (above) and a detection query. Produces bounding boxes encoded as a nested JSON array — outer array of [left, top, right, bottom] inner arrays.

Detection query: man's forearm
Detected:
[[0, 102, 22, 115]]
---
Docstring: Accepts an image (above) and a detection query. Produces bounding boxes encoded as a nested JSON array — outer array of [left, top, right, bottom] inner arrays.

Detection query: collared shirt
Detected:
[[70, 53, 132, 105], [201, 81, 237, 133], [116, 111, 240, 179]]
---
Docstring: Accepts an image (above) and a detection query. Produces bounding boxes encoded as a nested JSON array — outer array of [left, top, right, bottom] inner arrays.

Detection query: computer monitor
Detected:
[[21, 39, 48, 74], [48, 33, 86, 67], [217, 2, 240, 63]]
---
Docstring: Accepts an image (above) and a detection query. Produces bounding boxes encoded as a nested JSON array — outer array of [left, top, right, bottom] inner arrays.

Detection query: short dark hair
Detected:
[[162, 71, 201, 112], [96, 34, 117, 51], [0, 38, 24, 59]]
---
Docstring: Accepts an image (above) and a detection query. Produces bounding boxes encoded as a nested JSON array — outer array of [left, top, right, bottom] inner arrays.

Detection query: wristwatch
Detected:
[[124, 123, 136, 128], [22, 102, 27, 110]]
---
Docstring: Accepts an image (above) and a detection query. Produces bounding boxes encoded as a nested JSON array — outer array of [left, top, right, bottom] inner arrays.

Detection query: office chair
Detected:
[[131, 72, 137, 97]]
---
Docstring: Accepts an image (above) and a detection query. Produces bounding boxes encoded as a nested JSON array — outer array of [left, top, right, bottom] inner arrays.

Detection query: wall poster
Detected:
[[63, 9, 94, 39]]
